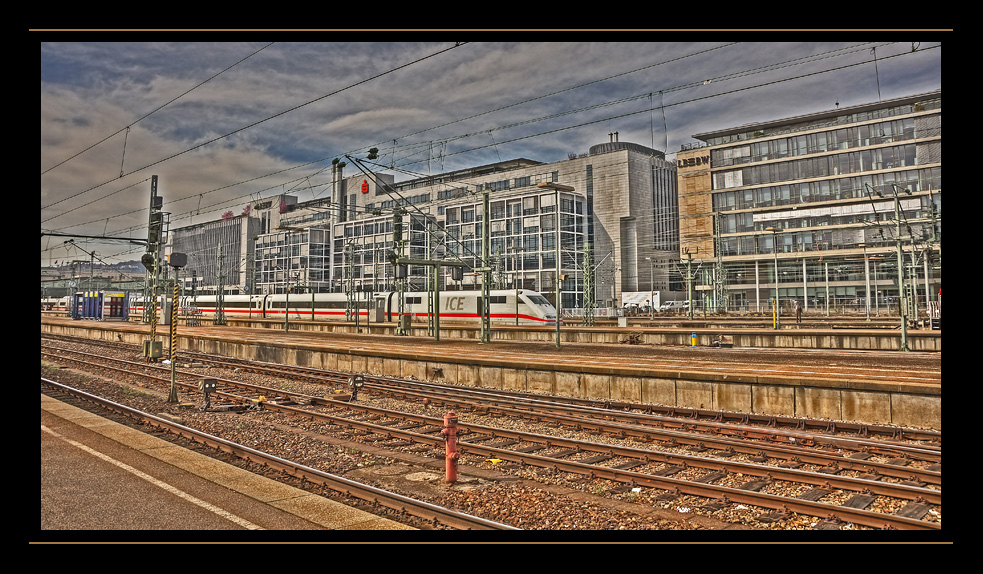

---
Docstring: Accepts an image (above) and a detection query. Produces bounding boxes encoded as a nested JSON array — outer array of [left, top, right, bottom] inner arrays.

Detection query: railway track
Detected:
[[42, 332, 941, 443], [40, 376, 516, 531], [41, 334, 942, 531]]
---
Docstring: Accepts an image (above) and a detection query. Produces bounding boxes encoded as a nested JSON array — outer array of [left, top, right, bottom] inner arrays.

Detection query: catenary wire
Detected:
[[42, 42, 939, 264], [40, 42, 277, 178]]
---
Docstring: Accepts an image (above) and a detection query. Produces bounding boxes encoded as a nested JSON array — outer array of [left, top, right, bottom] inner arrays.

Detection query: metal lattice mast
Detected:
[[582, 242, 595, 326], [214, 243, 226, 325], [345, 240, 356, 322], [479, 190, 491, 343], [427, 222, 435, 336], [393, 208, 407, 336], [141, 175, 164, 362], [713, 212, 727, 313], [893, 191, 909, 352]]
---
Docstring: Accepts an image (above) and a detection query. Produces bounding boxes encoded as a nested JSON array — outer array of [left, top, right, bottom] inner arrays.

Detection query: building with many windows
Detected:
[[328, 136, 679, 312], [165, 91, 941, 321], [675, 90, 941, 317], [168, 137, 680, 315], [169, 195, 296, 295]]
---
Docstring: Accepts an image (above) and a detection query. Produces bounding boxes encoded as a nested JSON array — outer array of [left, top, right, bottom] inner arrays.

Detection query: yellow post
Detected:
[[168, 280, 179, 403]]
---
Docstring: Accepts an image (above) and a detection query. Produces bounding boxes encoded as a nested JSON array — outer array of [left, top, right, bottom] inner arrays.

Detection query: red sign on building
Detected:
[[361, 179, 369, 194]]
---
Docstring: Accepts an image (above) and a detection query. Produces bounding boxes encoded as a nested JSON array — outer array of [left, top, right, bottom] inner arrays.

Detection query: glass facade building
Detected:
[[166, 140, 680, 315], [677, 90, 941, 317]]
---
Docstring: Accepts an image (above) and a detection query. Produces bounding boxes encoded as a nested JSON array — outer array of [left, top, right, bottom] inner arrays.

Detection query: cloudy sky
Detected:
[[40, 38, 942, 267]]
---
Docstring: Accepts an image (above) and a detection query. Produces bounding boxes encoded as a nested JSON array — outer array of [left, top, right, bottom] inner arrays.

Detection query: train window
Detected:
[[526, 294, 550, 306], [489, 296, 506, 304]]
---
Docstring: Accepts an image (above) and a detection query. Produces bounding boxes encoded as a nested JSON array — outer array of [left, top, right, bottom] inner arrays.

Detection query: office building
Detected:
[[169, 136, 680, 315], [675, 90, 942, 316]]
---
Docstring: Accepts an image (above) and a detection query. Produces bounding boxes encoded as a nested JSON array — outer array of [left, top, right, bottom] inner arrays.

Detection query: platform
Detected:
[[41, 317, 942, 430], [39, 392, 413, 537]]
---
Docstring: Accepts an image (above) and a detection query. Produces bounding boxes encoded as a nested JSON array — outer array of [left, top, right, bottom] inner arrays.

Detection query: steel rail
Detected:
[[44, 334, 942, 444], [245, 398, 941, 523], [42, 342, 941, 530], [253, 400, 940, 530], [172, 343, 943, 445], [454, 439, 940, 531], [364, 379, 943, 468], [40, 377, 518, 531], [42, 346, 941, 500], [163, 343, 942, 449]]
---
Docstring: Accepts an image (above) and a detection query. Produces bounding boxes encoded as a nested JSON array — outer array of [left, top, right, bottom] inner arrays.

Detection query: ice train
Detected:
[[129, 289, 559, 326]]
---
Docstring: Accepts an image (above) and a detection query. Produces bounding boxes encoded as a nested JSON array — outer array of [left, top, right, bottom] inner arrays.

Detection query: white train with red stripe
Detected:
[[130, 289, 559, 326], [42, 296, 71, 312]]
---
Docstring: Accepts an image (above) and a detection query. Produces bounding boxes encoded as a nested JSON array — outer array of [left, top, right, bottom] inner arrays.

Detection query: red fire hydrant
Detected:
[[442, 411, 460, 483]]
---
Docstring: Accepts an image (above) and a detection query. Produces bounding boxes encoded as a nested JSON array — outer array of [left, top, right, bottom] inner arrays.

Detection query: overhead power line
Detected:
[[41, 42, 469, 217], [41, 42, 939, 260], [41, 42, 277, 177]]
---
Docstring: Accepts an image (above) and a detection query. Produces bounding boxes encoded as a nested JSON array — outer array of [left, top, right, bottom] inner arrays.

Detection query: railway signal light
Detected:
[[199, 378, 217, 410], [348, 375, 364, 401], [141, 252, 155, 271], [167, 252, 187, 269]]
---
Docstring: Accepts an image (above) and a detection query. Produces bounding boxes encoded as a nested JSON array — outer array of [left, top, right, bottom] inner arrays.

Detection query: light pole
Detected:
[[285, 272, 292, 333], [859, 242, 871, 321], [273, 265, 290, 332], [765, 227, 780, 329], [537, 182, 575, 349], [889, 185, 910, 352], [509, 246, 525, 326], [866, 183, 910, 352], [646, 256, 654, 319]]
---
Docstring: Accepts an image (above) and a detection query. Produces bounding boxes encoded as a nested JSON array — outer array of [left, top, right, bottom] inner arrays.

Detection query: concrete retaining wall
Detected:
[[41, 321, 941, 430], [224, 318, 942, 352]]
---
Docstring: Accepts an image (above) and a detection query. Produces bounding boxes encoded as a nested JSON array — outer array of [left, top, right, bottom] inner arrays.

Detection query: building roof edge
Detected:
[[692, 89, 941, 142]]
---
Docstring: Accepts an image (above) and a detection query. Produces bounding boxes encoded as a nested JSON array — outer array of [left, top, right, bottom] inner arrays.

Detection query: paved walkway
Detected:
[[39, 393, 413, 539]]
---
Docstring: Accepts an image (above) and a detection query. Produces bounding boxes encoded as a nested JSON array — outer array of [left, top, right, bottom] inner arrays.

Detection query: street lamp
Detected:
[[537, 182, 575, 349]]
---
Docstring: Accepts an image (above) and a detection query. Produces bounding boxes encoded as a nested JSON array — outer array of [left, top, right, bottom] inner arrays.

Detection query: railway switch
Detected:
[[442, 411, 461, 483]]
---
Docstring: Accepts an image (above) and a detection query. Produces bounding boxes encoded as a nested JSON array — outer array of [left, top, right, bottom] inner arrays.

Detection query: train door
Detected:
[[253, 295, 263, 319], [373, 293, 388, 323], [386, 292, 398, 322]]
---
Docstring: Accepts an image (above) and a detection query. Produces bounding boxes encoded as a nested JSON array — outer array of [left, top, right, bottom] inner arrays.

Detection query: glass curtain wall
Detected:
[[443, 191, 585, 307]]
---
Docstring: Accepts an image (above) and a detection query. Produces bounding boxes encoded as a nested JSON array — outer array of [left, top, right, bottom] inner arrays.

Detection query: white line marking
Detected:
[[41, 424, 263, 530]]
